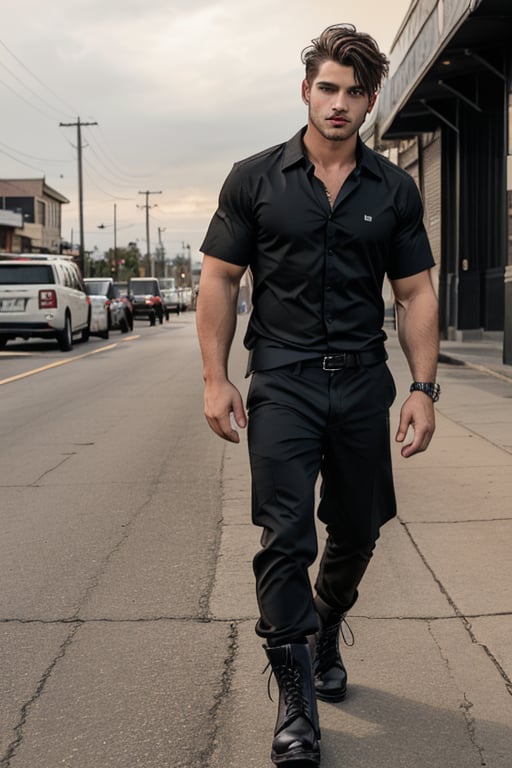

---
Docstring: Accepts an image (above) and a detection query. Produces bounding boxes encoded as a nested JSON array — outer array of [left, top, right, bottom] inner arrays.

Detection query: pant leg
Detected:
[[314, 361, 397, 612], [247, 366, 328, 644]]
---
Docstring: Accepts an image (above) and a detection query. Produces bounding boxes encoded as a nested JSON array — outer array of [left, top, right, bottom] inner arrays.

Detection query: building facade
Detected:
[[369, 0, 512, 363], [0, 178, 69, 254]]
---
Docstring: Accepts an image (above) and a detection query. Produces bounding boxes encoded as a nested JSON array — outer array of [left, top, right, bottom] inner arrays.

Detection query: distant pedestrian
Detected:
[[197, 23, 439, 767]]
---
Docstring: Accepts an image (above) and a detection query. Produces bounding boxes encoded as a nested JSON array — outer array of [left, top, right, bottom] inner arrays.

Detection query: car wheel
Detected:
[[57, 314, 73, 351], [0, 334, 8, 349], [100, 327, 110, 340]]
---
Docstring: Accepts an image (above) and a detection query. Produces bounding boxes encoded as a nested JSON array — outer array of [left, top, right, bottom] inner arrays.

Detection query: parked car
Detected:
[[84, 277, 132, 333], [86, 293, 110, 339], [127, 277, 165, 326], [0, 253, 90, 351], [159, 277, 180, 315], [111, 282, 134, 331], [158, 279, 193, 314]]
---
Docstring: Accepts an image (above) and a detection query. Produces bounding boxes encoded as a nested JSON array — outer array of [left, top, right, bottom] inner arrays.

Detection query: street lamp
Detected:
[[97, 203, 118, 278]]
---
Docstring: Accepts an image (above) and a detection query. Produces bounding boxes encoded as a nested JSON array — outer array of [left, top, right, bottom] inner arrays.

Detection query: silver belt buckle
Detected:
[[322, 354, 345, 371]]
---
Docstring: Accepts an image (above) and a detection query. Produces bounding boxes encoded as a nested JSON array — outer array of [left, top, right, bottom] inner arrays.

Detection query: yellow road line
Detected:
[[0, 343, 119, 386]]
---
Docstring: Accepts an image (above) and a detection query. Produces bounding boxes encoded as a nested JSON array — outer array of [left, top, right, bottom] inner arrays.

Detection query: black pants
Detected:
[[247, 360, 397, 644]]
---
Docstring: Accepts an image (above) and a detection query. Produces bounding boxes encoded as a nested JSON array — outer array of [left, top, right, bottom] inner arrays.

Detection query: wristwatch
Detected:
[[410, 381, 440, 402]]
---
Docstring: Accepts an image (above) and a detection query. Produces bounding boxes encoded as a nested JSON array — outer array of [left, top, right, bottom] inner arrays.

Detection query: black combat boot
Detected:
[[264, 642, 321, 766], [313, 608, 350, 703]]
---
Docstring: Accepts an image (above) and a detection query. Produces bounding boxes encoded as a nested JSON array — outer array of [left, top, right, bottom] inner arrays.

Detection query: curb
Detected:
[[438, 351, 512, 384]]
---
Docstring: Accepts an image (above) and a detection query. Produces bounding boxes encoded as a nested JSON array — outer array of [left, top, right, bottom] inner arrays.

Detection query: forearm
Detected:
[[395, 290, 439, 381], [196, 256, 247, 442], [392, 272, 439, 457]]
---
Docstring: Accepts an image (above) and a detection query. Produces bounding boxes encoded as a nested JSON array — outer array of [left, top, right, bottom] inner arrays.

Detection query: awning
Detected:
[[377, 0, 511, 139], [0, 209, 23, 228]]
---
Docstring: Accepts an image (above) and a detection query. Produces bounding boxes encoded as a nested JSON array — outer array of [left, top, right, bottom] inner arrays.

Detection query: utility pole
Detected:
[[137, 190, 162, 276], [60, 117, 98, 275], [157, 226, 166, 277]]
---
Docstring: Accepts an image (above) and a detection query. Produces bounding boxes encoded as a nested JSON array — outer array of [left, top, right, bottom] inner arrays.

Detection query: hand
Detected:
[[395, 392, 435, 458], [204, 380, 247, 443]]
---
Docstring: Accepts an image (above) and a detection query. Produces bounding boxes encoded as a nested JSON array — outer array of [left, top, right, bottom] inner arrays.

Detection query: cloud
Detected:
[[1, 0, 412, 256]]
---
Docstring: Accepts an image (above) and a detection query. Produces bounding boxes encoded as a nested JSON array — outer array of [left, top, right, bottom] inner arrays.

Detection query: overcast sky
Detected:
[[0, 0, 412, 264]]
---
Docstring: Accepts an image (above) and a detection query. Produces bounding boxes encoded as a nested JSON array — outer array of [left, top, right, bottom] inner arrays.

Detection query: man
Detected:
[[197, 24, 439, 767]]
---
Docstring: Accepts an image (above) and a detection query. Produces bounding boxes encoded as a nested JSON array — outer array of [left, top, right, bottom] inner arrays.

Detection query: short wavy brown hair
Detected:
[[301, 24, 389, 97]]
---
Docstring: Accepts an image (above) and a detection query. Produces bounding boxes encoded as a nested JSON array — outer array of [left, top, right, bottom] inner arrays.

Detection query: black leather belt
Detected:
[[301, 349, 387, 370]]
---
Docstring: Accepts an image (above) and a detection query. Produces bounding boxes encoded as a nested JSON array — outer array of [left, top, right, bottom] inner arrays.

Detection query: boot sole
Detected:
[[315, 687, 347, 703], [271, 748, 321, 766]]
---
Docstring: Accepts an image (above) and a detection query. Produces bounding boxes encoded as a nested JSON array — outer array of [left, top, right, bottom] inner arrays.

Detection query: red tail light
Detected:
[[39, 289, 57, 309]]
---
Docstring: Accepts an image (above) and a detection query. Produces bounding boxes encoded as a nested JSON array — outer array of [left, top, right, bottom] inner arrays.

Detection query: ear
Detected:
[[367, 92, 378, 114], [301, 78, 310, 105]]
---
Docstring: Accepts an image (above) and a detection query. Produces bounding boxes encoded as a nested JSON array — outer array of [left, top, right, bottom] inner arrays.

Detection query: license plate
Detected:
[[0, 298, 26, 312]]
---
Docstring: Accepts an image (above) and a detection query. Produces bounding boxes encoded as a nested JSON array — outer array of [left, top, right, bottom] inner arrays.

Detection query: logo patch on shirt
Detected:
[[364, 215, 373, 222]]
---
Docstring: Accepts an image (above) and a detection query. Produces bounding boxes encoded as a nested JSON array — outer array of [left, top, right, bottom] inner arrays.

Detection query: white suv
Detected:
[[0, 254, 91, 351]]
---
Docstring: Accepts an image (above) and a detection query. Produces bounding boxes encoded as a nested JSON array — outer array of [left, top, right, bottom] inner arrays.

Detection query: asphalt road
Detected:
[[0, 314, 235, 768], [3, 315, 512, 768]]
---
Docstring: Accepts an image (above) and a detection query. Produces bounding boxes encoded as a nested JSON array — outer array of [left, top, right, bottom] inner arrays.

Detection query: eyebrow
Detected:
[[316, 80, 363, 90]]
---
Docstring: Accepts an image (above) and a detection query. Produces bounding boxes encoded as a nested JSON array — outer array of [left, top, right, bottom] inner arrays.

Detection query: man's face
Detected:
[[302, 60, 376, 143]]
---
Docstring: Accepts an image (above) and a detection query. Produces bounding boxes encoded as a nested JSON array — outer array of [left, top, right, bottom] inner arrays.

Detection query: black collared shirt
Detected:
[[201, 128, 434, 372]]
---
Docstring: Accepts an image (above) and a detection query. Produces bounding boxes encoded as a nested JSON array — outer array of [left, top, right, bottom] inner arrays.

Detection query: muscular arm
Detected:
[[390, 269, 439, 458], [196, 254, 247, 443]]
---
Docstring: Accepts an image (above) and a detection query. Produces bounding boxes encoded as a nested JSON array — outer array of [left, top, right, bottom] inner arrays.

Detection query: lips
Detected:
[[328, 116, 349, 125]]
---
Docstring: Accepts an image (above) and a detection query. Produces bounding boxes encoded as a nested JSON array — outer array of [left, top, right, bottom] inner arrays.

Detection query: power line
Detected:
[[83, 155, 137, 191], [0, 37, 78, 116], [0, 58, 70, 120], [82, 166, 135, 201], [0, 139, 73, 165], [0, 75, 59, 121], [0, 145, 46, 174], [85, 126, 149, 181]]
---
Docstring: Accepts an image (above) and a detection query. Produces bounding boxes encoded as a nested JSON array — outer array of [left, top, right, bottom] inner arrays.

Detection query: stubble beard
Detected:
[[309, 108, 362, 144]]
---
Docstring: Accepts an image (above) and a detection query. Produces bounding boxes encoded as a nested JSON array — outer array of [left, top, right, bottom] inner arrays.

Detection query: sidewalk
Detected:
[[439, 333, 512, 384], [208, 325, 512, 768]]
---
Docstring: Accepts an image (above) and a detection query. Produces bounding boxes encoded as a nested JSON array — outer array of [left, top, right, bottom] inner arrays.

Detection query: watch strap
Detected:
[[410, 381, 440, 402]]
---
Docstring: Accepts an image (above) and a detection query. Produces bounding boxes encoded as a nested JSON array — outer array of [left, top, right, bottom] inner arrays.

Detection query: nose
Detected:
[[332, 91, 348, 112]]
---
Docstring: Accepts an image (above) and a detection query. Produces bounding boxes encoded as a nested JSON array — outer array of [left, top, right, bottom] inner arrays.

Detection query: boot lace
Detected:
[[315, 615, 354, 671], [263, 657, 307, 719]]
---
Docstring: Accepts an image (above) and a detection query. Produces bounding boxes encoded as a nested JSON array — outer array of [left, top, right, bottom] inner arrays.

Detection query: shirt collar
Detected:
[[281, 128, 308, 170], [282, 127, 383, 181]]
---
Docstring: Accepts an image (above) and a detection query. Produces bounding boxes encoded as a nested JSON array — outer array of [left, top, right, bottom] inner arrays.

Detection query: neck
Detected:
[[303, 126, 358, 169]]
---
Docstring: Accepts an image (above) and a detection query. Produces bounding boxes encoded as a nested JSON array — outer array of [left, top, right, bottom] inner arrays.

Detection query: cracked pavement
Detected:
[[207, 324, 512, 767], [1, 317, 512, 767]]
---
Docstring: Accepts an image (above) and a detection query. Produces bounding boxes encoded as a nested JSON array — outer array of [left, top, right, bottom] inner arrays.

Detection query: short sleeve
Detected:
[[386, 174, 435, 280], [200, 164, 256, 267]]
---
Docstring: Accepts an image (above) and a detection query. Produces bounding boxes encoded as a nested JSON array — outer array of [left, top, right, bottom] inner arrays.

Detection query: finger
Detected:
[[401, 426, 433, 458], [395, 409, 411, 444], [206, 415, 241, 443], [232, 401, 247, 429]]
